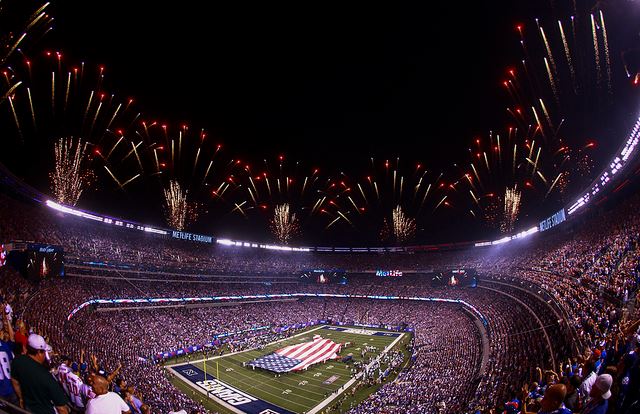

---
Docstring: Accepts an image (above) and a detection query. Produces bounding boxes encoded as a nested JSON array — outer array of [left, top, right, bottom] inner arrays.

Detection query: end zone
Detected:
[[168, 364, 295, 414]]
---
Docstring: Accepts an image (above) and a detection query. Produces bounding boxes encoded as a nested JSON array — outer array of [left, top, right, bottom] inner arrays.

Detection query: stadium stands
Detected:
[[1, 184, 640, 413]]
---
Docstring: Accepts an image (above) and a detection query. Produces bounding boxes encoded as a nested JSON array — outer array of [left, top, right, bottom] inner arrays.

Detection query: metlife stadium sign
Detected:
[[539, 209, 566, 232], [171, 231, 213, 243]]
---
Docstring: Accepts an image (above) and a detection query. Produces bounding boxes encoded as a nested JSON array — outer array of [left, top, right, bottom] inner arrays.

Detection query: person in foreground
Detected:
[[580, 374, 612, 414], [10, 334, 69, 414], [85, 375, 132, 414], [522, 383, 572, 414]]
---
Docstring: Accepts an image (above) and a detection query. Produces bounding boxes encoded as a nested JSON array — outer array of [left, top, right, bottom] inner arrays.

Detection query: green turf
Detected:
[[330, 332, 413, 413], [167, 325, 408, 414]]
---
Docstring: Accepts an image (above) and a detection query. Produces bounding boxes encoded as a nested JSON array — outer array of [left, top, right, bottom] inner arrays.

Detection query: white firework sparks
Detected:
[[163, 180, 198, 231], [501, 186, 521, 233], [392, 205, 416, 243], [270, 203, 300, 244], [49, 137, 90, 206]]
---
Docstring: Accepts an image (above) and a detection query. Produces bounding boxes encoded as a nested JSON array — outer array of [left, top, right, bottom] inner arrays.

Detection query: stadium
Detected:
[[1, 1, 640, 414]]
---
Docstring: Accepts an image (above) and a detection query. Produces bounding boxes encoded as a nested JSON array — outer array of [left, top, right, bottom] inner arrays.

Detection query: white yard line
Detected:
[[164, 325, 327, 368], [307, 332, 406, 414], [167, 364, 312, 412], [166, 325, 406, 414]]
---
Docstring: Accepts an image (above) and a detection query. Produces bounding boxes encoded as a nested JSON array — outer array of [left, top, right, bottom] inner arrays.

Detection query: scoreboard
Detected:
[[5, 243, 64, 282], [300, 269, 347, 285], [431, 269, 478, 287]]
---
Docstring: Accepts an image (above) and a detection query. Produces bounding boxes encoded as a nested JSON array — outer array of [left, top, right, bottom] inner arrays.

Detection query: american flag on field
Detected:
[[247, 335, 342, 373]]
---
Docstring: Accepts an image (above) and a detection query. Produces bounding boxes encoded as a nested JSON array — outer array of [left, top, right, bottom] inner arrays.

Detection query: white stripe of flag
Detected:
[[293, 342, 342, 371], [274, 336, 342, 371]]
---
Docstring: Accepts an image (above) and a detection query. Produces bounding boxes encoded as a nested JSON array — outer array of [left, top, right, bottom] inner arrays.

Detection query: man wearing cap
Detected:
[[10, 334, 69, 414], [581, 374, 612, 414]]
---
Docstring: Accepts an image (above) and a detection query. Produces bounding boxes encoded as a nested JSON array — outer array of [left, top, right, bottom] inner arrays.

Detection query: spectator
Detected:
[[10, 334, 69, 414], [13, 320, 28, 355], [0, 310, 16, 404], [578, 362, 597, 401], [563, 376, 580, 412], [523, 383, 571, 414], [85, 375, 131, 414], [4, 185, 640, 412], [581, 374, 611, 414]]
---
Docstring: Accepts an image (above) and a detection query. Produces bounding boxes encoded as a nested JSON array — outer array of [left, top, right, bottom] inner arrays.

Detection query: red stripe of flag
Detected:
[[293, 341, 341, 371], [287, 339, 328, 359], [275, 342, 305, 355], [278, 338, 322, 358], [276, 338, 317, 355], [293, 342, 341, 371]]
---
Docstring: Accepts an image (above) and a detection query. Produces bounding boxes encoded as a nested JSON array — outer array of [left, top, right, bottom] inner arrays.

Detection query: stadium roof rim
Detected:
[[1, 104, 640, 252]]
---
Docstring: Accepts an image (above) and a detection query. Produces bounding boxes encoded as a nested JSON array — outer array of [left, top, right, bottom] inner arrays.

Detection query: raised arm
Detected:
[[90, 354, 99, 372], [520, 383, 536, 414], [3, 309, 14, 342], [107, 362, 122, 383]]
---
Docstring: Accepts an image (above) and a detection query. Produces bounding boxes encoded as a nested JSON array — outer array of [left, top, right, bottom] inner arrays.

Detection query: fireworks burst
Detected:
[[163, 180, 199, 231], [139, 122, 250, 227], [557, 19, 576, 90], [0, 1, 53, 68], [501, 186, 521, 233], [270, 203, 300, 244], [137, 122, 241, 199], [514, 6, 616, 119], [388, 205, 416, 243], [463, 3, 620, 231], [459, 124, 568, 227], [590, 13, 602, 88], [2, 52, 143, 190], [325, 157, 447, 236], [598, 10, 612, 94], [230, 155, 323, 213], [353, 158, 442, 212], [222, 154, 350, 236], [0, 1, 54, 146], [49, 137, 93, 206]]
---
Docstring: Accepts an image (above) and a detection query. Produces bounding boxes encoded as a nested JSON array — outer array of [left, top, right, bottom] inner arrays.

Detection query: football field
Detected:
[[166, 325, 408, 414]]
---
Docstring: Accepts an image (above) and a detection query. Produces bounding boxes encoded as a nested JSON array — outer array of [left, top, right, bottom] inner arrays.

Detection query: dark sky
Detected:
[[45, 1, 518, 160], [3, 0, 640, 245]]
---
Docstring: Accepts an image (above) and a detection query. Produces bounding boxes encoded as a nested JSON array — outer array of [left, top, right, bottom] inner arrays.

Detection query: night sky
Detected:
[[2, 0, 640, 245], [45, 1, 517, 159]]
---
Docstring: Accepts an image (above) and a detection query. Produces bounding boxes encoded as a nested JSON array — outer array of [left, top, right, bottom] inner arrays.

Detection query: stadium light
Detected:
[[46, 200, 104, 222], [567, 112, 640, 216], [478, 108, 640, 247], [216, 239, 235, 246]]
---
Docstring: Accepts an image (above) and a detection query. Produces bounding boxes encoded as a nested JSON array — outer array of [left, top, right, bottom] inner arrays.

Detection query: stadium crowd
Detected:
[[0, 186, 640, 413]]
